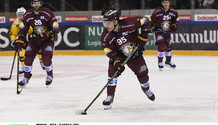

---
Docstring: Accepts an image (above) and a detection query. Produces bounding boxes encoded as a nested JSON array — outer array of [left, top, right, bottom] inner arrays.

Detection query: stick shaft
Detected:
[[82, 46, 139, 114]]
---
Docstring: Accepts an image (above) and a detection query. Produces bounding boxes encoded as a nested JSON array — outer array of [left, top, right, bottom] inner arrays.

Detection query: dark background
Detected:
[[0, 0, 217, 12]]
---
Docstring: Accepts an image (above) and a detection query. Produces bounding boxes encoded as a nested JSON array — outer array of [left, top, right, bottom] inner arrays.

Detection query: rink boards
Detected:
[[0, 21, 218, 56], [0, 50, 218, 56]]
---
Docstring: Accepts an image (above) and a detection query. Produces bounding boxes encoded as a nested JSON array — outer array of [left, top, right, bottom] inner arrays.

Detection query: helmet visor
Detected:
[[17, 12, 24, 18], [103, 20, 115, 28]]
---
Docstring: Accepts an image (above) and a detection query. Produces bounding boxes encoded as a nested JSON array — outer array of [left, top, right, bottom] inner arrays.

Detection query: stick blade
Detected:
[[1, 77, 10, 81], [17, 89, 22, 94], [75, 109, 87, 115]]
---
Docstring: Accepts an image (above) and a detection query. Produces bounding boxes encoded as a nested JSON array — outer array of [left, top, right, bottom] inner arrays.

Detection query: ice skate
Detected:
[[45, 75, 53, 86], [158, 62, 164, 71], [165, 60, 176, 68], [143, 89, 155, 101], [103, 94, 114, 110], [18, 74, 32, 87]]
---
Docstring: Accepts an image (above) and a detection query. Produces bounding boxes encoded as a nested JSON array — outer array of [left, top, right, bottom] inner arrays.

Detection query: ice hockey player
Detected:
[[101, 10, 155, 109], [14, 0, 59, 86], [10, 7, 45, 74], [150, 0, 179, 70]]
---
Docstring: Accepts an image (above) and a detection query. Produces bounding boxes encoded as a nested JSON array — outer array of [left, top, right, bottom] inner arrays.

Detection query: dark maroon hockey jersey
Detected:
[[101, 17, 149, 58], [150, 7, 179, 32], [19, 7, 59, 43]]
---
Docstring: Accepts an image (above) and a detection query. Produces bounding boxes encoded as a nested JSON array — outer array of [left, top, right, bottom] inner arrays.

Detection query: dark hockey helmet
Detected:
[[32, 0, 43, 4], [161, 0, 171, 3], [103, 10, 119, 21]]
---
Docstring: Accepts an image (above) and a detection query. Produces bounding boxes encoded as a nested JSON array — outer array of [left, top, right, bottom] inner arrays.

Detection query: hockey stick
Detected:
[[78, 46, 139, 115], [16, 50, 22, 94], [1, 51, 17, 81]]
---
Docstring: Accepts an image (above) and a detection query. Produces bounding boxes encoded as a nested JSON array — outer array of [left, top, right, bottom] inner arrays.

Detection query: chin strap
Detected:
[[112, 20, 118, 32]]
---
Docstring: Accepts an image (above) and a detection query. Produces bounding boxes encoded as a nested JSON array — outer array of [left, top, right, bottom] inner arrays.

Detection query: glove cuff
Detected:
[[113, 60, 120, 66], [15, 40, 24, 44], [137, 35, 148, 42], [110, 54, 120, 63]]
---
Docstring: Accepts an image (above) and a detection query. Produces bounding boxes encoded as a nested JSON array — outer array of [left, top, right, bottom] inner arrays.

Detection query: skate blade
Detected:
[[46, 83, 52, 88], [159, 68, 163, 71], [104, 105, 112, 110], [165, 64, 176, 69]]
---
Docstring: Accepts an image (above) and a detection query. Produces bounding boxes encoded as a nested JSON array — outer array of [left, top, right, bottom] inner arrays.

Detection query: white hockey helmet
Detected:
[[16, 7, 26, 17]]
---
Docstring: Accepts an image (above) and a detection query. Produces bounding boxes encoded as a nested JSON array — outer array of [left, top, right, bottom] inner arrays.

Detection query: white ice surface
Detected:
[[0, 55, 218, 122]]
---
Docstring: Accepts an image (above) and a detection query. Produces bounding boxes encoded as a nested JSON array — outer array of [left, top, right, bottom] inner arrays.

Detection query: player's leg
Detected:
[[36, 49, 45, 70], [157, 42, 167, 70], [19, 49, 26, 74], [165, 38, 176, 68], [18, 43, 38, 86], [41, 41, 54, 86], [155, 34, 166, 70], [127, 56, 155, 101], [103, 60, 121, 108]]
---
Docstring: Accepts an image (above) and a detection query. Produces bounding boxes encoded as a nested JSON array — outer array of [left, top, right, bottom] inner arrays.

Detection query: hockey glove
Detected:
[[131, 47, 145, 59], [114, 60, 125, 76], [14, 40, 24, 52], [110, 54, 125, 76], [170, 24, 177, 32], [43, 29, 56, 41], [14, 36, 25, 52]]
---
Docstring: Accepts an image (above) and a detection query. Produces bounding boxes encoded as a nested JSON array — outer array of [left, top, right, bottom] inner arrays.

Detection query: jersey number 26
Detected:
[[35, 20, 42, 25]]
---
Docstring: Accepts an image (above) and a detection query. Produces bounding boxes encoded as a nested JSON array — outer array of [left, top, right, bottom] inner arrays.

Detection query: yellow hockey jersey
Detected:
[[9, 18, 33, 42]]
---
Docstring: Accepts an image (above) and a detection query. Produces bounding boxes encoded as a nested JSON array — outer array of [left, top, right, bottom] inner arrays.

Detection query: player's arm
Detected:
[[149, 9, 162, 32], [101, 31, 121, 65], [134, 16, 150, 48], [47, 9, 59, 41], [18, 15, 30, 41], [170, 11, 179, 32], [26, 26, 33, 42], [14, 16, 29, 52], [9, 20, 19, 47], [101, 38, 117, 59], [149, 13, 156, 30], [101, 36, 124, 75], [49, 10, 59, 34]]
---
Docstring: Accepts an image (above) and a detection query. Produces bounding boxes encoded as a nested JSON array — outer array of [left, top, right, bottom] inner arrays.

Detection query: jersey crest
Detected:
[[119, 42, 136, 57], [161, 21, 171, 31]]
